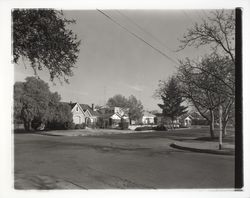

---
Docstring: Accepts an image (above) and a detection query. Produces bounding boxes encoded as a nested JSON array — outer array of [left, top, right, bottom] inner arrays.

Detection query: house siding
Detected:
[[71, 104, 85, 124]]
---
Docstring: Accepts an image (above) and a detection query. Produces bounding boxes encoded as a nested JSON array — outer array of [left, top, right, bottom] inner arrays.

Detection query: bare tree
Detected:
[[179, 10, 235, 63], [177, 10, 235, 137], [178, 54, 234, 138]]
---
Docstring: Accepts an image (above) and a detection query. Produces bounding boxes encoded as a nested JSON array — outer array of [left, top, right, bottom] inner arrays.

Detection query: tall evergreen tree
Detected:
[[156, 76, 188, 126]]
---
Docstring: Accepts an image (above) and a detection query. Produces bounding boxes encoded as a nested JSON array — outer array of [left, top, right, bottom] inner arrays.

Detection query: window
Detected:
[[76, 106, 78, 111]]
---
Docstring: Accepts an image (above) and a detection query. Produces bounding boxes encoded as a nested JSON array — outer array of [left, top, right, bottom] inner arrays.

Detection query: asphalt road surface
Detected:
[[14, 132, 234, 189]]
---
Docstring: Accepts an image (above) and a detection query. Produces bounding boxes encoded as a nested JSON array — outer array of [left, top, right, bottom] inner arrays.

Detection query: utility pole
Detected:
[[219, 104, 223, 150]]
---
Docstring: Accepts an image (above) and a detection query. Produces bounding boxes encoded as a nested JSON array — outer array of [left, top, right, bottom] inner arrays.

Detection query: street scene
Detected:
[[15, 128, 234, 189], [13, 9, 237, 190]]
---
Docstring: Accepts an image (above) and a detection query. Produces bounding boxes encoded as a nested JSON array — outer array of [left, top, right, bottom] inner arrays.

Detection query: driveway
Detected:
[[14, 131, 235, 189]]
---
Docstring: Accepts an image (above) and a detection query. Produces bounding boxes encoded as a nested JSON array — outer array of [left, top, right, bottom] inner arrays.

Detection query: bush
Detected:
[[63, 122, 74, 130], [75, 124, 81, 129], [153, 124, 167, 131], [80, 123, 86, 129], [135, 126, 153, 131], [192, 119, 209, 125], [119, 122, 129, 130], [69, 122, 75, 129], [31, 119, 42, 130], [46, 121, 72, 130]]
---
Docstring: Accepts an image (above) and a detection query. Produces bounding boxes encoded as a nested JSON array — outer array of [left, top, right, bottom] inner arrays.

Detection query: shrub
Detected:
[[75, 124, 81, 129], [153, 124, 167, 131], [31, 119, 42, 130], [80, 123, 86, 129], [192, 119, 209, 125], [135, 126, 153, 131], [69, 122, 75, 129], [63, 122, 74, 130], [119, 122, 129, 130]]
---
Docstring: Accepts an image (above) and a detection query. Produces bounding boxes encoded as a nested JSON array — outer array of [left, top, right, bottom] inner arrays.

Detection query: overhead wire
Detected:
[[115, 10, 178, 59], [97, 9, 179, 67]]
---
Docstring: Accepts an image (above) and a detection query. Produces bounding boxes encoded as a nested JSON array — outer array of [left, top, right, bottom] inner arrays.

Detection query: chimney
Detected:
[[91, 103, 94, 111]]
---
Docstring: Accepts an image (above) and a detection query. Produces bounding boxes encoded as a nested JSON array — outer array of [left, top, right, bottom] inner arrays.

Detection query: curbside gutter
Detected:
[[170, 143, 235, 156]]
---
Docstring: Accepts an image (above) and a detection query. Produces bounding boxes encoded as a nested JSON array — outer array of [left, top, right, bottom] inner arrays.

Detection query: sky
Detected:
[[14, 9, 215, 111]]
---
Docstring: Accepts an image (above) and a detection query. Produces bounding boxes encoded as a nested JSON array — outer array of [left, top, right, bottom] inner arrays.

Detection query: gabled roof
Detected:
[[178, 113, 194, 120], [79, 104, 91, 111], [143, 111, 156, 117], [62, 102, 101, 117], [79, 104, 101, 117]]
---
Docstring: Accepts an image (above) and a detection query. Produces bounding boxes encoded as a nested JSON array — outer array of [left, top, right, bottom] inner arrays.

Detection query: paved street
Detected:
[[14, 131, 234, 189]]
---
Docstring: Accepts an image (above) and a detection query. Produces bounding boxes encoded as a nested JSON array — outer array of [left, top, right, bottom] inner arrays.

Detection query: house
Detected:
[[68, 102, 130, 128], [68, 102, 99, 125], [140, 111, 156, 125], [154, 113, 192, 128], [97, 106, 129, 128], [179, 114, 193, 127]]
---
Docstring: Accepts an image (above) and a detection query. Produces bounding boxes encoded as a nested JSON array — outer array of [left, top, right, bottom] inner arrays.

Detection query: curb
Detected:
[[170, 143, 235, 156], [36, 132, 63, 137]]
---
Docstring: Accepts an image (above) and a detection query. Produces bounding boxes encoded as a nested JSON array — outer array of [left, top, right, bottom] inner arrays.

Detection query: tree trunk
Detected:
[[222, 120, 228, 137], [209, 110, 215, 139], [171, 118, 174, 130], [23, 120, 31, 132]]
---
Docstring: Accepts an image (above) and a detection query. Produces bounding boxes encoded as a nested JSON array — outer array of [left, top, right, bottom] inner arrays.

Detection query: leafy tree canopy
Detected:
[[14, 77, 72, 131], [107, 94, 129, 108], [127, 95, 144, 121], [107, 94, 144, 122], [13, 9, 81, 82]]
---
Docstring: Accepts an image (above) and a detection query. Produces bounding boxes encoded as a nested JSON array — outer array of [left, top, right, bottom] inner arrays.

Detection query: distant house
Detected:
[[140, 111, 156, 125], [154, 113, 192, 128], [97, 106, 129, 127], [68, 102, 130, 128], [179, 114, 193, 127], [68, 102, 99, 125]]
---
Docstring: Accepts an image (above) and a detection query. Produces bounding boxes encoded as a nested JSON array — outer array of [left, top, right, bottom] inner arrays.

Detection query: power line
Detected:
[[97, 9, 179, 66], [115, 10, 178, 58]]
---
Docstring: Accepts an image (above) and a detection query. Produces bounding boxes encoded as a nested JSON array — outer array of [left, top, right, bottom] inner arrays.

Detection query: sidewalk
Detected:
[[170, 141, 235, 156]]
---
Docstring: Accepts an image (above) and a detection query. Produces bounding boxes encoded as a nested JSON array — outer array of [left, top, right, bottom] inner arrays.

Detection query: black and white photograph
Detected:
[[0, 0, 250, 197]]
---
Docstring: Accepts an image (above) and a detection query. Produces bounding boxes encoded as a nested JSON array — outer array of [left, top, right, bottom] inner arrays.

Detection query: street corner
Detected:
[[170, 142, 235, 156]]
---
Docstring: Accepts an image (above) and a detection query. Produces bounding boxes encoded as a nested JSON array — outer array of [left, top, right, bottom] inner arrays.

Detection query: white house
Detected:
[[97, 106, 129, 127], [141, 111, 156, 124], [68, 102, 99, 125], [181, 115, 192, 127]]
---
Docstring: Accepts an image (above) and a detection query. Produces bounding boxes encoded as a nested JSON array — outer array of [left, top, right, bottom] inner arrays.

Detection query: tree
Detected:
[[14, 77, 72, 131], [155, 76, 188, 128], [107, 94, 144, 124], [177, 54, 234, 138], [127, 95, 144, 124], [46, 102, 73, 130], [107, 94, 128, 108], [179, 10, 235, 63], [178, 10, 235, 138], [12, 9, 81, 82], [14, 82, 25, 124]]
